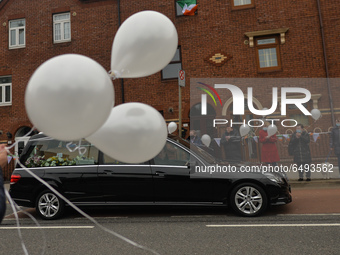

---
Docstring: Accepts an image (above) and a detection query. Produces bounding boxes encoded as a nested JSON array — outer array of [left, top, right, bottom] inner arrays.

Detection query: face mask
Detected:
[[336, 123, 340, 127], [296, 129, 302, 133], [263, 127, 268, 131]]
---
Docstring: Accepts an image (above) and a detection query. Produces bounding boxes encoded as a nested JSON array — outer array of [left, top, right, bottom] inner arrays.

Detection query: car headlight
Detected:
[[263, 172, 283, 183]]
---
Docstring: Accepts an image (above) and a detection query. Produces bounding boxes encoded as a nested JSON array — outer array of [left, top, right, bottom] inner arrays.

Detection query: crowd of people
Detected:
[[188, 118, 340, 181]]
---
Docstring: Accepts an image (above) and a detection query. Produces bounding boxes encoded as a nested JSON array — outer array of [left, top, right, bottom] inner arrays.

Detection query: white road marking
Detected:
[[171, 215, 217, 218], [206, 223, 340, 227], [0, 226, 94, 230], [277, 213, 340, 216]]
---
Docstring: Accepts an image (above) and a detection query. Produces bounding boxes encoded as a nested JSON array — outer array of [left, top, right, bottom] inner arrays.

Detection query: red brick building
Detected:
[[0, 0, 339, 177]]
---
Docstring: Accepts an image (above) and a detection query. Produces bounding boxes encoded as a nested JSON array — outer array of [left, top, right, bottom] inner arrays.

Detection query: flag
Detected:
[[312, 133, 320, 142], [214, 138, 221, 147], [176, 0, 198, 15], [283, 134, 290, 141]]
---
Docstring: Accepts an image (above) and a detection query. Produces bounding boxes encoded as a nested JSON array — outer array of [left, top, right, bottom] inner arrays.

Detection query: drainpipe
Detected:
[[316, 0, 335, 126], [117, 0, 125, 103]]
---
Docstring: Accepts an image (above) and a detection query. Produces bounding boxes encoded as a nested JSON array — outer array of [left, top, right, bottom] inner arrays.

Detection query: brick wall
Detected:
[[0, 0, 339, 179]]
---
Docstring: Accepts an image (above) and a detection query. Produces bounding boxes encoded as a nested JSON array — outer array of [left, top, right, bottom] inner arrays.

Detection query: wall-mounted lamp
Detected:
[[6, 132, 12, 139]]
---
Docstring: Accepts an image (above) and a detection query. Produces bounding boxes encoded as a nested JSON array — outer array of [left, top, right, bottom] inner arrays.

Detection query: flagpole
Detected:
[[179, 85, 182, 138]]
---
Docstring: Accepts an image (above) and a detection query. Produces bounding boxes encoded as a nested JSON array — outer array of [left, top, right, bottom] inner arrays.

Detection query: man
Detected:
[[330, 118, 340, 177], [0, 144, 8, 223], [289, 124, 312, 181], [220, 125, 242, 163], [188, 130, 202, 146]]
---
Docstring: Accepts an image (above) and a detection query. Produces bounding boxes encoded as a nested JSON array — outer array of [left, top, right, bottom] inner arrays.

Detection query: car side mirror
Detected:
[[186, 160, 197, 169]]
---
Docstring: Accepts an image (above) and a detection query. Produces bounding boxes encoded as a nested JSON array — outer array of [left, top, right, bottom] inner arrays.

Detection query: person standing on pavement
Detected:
[[188, 130, 202, 146], [259, 122, 280, 166], [0, 144, 8, 223], [220, 124, 242, 163], [289, 124, 312, 181], [330, 118, 340, 177]]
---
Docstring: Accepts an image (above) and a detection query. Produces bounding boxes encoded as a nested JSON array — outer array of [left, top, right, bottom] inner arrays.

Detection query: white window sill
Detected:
[[9, 45, 25, 49], [53, 39, 71, 44]]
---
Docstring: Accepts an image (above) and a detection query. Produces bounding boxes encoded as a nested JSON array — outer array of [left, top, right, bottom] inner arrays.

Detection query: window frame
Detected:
[[153, 141, 191, 167], [9, 19, 25, 49], [53, 12, 71, 44], [231, 0, 255, 10], [0, 76, 12, 106], [255, 35, 282, 73], [161, 46, 182, 81], [287, 102, 312, 127]]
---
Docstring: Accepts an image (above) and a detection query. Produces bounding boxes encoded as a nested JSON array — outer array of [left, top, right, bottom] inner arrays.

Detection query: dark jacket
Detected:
[[289, 131, 311, 163], [188, 135, 202, 146], [0, 167, 5, 224], [220, 129, 242, 162], [330, 125, 340, 155]]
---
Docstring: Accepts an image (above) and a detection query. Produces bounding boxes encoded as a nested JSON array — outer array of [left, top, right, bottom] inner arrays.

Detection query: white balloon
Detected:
[[267, 125, 278, 137], [110, 11, 178, 78], [168, 122, 177, 134], [311, 108, 321, 120], [239, 124, 250, 137], [201, 134, 211, 147], [25, 54, 114, 141], [87, 103, 167, 163]]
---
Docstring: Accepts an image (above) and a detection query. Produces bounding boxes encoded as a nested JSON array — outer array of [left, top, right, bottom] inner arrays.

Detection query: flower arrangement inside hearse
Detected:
[[25, 155, 95, 167]]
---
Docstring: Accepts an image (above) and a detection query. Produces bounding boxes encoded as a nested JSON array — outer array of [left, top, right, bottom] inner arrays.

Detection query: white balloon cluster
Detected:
[[25, 11, 178, 163]]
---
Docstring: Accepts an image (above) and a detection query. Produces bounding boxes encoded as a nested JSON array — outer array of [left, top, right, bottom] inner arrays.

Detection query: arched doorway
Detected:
[[189, 103, 216, 137], [221, 97, 263, 163]]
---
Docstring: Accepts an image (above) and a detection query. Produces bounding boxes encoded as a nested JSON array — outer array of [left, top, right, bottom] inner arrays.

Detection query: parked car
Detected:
[[9, 133, 291, 220]]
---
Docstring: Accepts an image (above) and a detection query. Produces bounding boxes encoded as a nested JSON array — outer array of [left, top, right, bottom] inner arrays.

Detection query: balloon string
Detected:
[[6, 126, 37, 150], [5, 190, 47, 255], [66, 140, 87, 156], [11, 149, 160, 255], [108, 70, 121, 80], [4, 189, 29, 255]]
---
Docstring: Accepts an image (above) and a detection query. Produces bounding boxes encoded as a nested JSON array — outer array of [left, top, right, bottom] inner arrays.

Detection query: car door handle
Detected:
[[155, 171, 165, 177], [103, 170, 115, 175]]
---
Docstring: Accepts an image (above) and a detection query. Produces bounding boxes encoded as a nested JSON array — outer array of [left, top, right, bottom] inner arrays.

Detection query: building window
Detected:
[[161, 47, 182, 80], [9, 19, 25, 49], [231, 0, 254, 10], [0, 76, 12, 106], [53, 13, 71, 43], [288, 103, 310, 127], [255, 36, 281, 72], [175, 0, 198, 16]]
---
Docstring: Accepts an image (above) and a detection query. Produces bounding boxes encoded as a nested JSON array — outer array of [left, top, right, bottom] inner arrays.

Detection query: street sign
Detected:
[[178, 70, 185, 87]]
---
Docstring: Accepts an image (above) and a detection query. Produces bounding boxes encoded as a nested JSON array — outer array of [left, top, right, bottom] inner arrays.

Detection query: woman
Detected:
[[259, 122, 280, 166], [220, 124, 242, 163]]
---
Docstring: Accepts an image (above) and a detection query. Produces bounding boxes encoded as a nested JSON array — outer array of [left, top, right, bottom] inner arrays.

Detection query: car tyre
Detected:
[[230, 183, 267, 217], [36, 190, 65, 220]]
